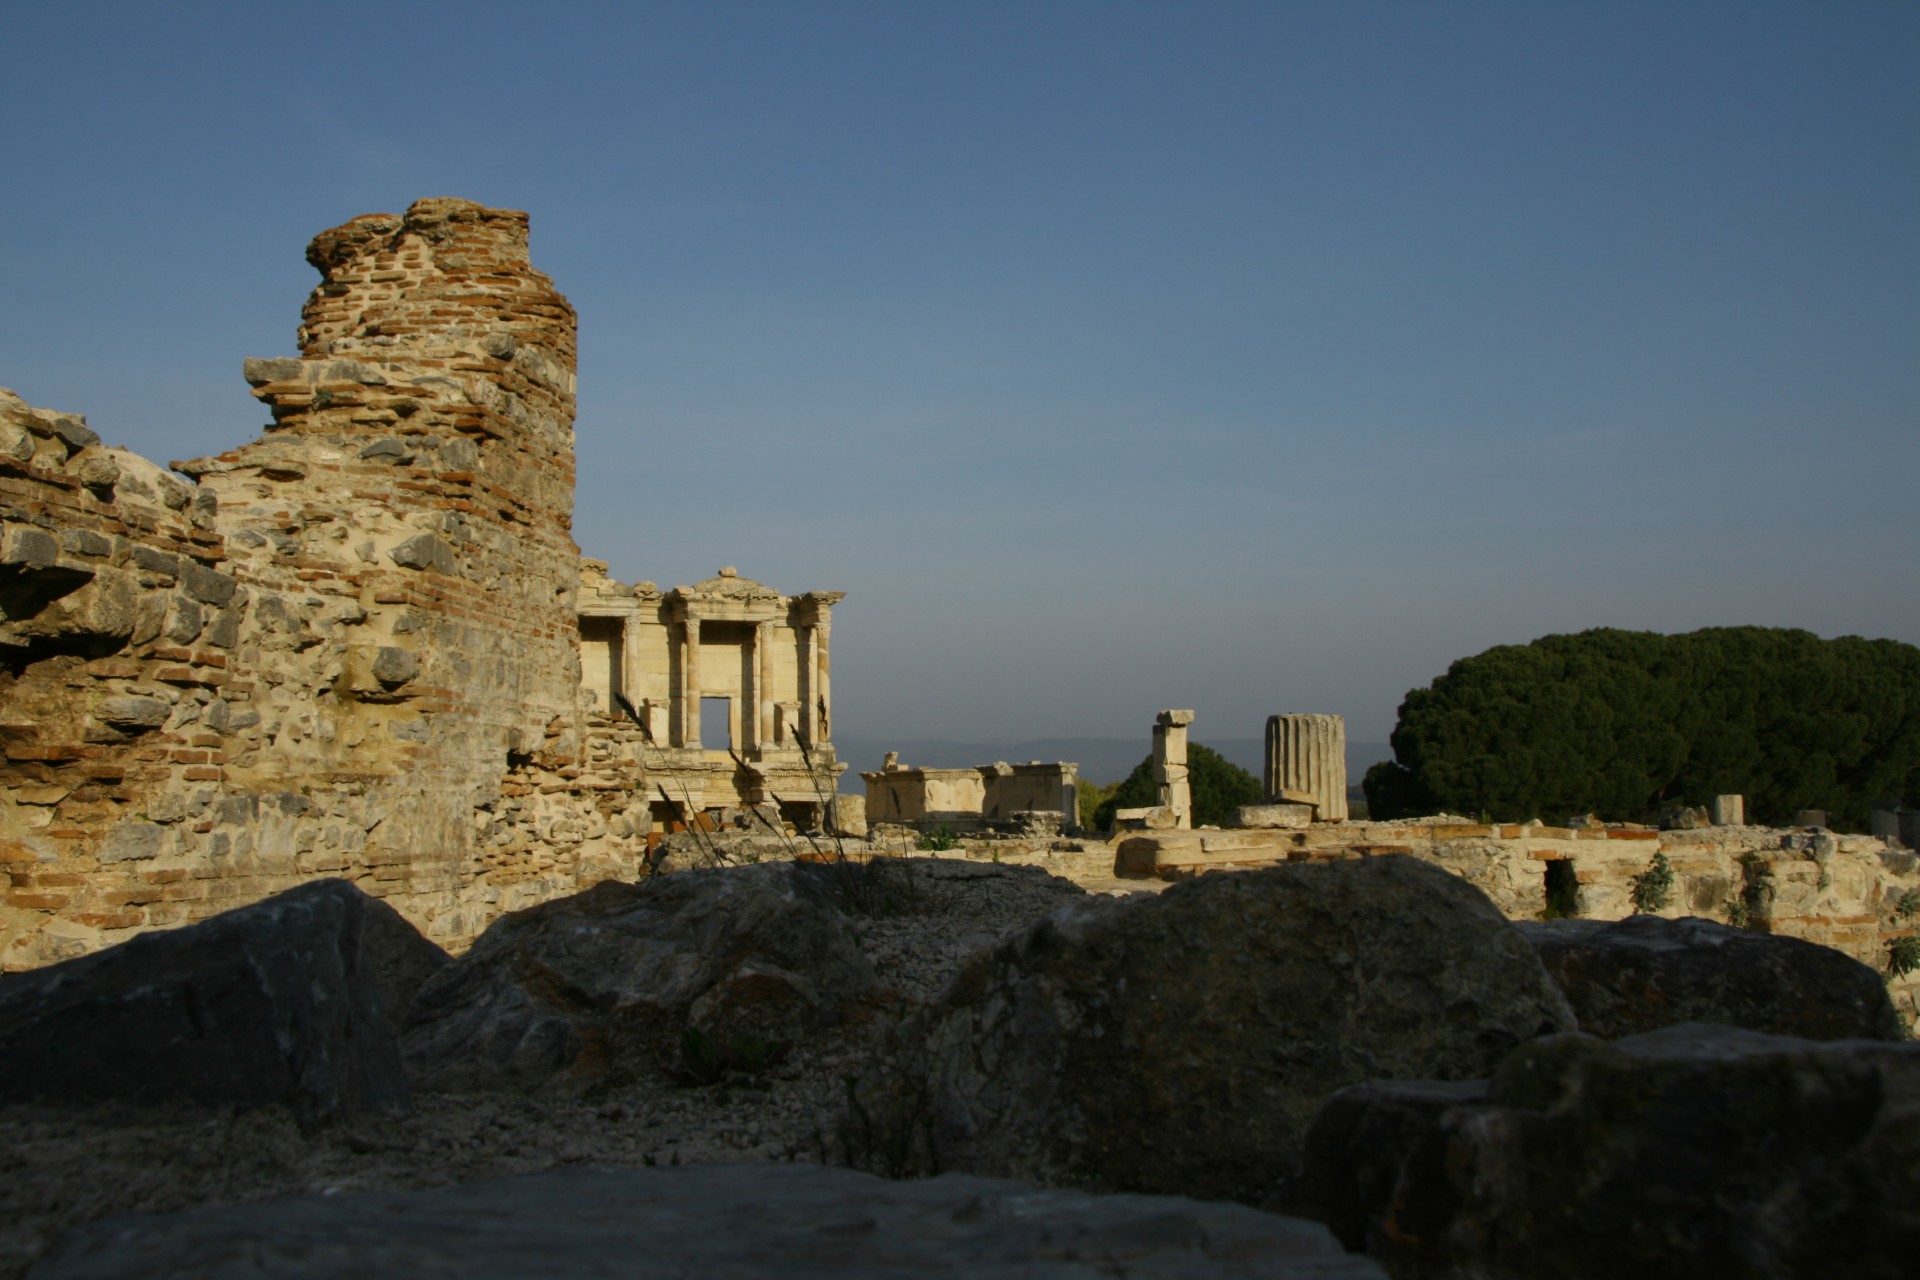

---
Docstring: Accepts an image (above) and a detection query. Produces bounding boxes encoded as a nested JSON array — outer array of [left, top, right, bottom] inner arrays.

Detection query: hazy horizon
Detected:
[[5, 2, 1914, 745]]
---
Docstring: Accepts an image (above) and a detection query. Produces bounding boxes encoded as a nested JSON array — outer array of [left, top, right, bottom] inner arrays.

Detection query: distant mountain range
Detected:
[[831, 735, 1394, 791]]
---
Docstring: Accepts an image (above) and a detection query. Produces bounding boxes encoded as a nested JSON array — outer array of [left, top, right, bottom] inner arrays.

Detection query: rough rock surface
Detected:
[[1517, 913, 1906, 1042], [0, 879, 434, 1121], [27, 1162, 1388, 1279], [0, 861, 1112, 1276], [850, 855, 1577, 1201], [401, 861, 887, 1094], [1297, 1023, 1920, 1279]]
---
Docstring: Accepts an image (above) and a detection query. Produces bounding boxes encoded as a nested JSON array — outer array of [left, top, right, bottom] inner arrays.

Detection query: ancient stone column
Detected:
[[1265, 714, 1347, 823], [815, 619, 832, 743], [1710, 794, 1745, 826], [681, 607, 702, 749], [755, 620, 774, 752], [1153, 709, 1196, 829]]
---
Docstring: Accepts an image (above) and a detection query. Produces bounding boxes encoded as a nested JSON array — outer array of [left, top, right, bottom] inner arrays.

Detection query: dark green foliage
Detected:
[[1365, 628, 1920, 829], [1092, 743, 1264, 830], [917, 824, 959, 852], [1888, 936, 1920, 981], [1629, 852, 1675, 914], [669, 1025, 789, 1086]]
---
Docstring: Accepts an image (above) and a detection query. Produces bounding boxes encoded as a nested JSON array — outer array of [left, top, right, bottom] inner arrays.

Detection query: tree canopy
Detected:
[[1363, 627, 1920, 830], [1093, 742, 1264, 829]]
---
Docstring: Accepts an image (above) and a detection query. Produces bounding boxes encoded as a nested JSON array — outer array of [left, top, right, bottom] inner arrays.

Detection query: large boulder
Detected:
[[0, 879, 437, 1121], [847, 854, 1576, 1202], [402, 862, 879, 1094], [1296, 1023, 1920, 1279], [1517, 914, 1906, 1041], [28, 1162, 1389, 1279]]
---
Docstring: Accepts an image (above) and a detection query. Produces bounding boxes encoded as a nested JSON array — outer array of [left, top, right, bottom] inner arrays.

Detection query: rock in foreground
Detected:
[[1298, 1023, 1920, 1279], [850, 855, 1577, 1201], [1517, 914, 1906, 1041], [402, 862, 880, 1094], [0, 879, 437, 1121], [27, 1162, 1388, 1279]]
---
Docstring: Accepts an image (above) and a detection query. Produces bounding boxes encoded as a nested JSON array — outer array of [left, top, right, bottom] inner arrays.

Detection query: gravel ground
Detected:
[[0, 858, 1143, 1278]]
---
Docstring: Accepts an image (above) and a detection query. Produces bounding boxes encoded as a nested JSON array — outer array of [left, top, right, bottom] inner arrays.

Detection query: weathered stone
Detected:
[[357, 438, 414, 462], [67, 451, 120, 490], [1237, 803, 1314, 829], [0, 419, 33, 461], [388, 531, 455, 574], [163, 596, 203, 644], [1296, 1024, 1920, 1280], [49, 416, 99, 450], [1114, 804, 1180, 830], [439, 436, 480, 470], [179, 560, 236, 606], [241, 356, 304, 386], [59, 528, 113, 558], [97, 819, 168, 862], [402, 863, 878, 1095], [850, 855, 1575, 1201], [1152, 708, 1194, 827], [1265, 713, 1348, 822], [0, 880, 421, 1121], [128, 545, 179, 577], [94, 695, 171, 731], [1518, 914, 1905, 1042], [2, 524, 59, 568], [30, 1162, 1388, 1280], [370, 645, 419, 687]]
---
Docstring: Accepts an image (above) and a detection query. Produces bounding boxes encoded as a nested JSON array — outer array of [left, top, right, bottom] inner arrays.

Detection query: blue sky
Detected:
[[4, 1, 1915, 747]]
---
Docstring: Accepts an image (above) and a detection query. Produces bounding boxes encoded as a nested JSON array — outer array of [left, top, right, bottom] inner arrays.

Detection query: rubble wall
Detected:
[[2, 199, 647, 968], [1118, 821, 1920, 1029]]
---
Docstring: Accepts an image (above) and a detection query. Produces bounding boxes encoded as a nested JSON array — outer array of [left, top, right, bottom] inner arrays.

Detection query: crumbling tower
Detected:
[[1, 199, 619, 968]]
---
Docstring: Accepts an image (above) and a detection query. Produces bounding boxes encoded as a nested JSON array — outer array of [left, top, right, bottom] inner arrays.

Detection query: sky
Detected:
[[3, 1, 1915, 749]]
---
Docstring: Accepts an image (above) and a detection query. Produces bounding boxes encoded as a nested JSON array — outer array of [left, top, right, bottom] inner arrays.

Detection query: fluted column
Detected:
[[1264, 714, 1347, 822]]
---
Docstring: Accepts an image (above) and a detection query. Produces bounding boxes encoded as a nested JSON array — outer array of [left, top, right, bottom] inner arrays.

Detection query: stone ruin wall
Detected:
[[1120, 818, 1920, 1028], [1, 199, 652, 969]]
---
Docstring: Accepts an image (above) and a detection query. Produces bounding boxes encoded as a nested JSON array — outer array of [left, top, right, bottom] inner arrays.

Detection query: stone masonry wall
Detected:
[[1, 199, 648, 968], [1118, 820, 1920, 1029]]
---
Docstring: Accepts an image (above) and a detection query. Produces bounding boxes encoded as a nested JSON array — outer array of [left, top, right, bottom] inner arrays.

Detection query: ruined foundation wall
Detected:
[[2, 199, 647, 968], [1118, 820, 1920, 1028]]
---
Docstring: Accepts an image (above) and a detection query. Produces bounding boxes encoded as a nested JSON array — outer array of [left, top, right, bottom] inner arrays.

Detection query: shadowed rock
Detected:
[[0, 879, 441, 1121], [847, 854, 1576, 1202], [1295, 1023, 1920, 1279], [402, 862, 878, 1095], [28, 1161, 1389, 1279], [1517, 914, 1906, 1041]]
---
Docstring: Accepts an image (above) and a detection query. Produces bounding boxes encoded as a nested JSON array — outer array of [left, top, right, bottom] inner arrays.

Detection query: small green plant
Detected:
[[1726, 898, 1753, 930], [1629, 851, 1675, 914], [1894, 889, 1920, 920], [917, 824, 959, 852], [669, 1024, 790, 1086], [1887, 936, 1920, 981], [1887, 935, 1920, 979]]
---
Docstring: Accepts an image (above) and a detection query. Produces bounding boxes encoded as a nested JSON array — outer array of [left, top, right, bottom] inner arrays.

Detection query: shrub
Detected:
[[1629, 852, 1675, 914], [1092, 743, 1264, 830], [1364, 627, 1920, 826]]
